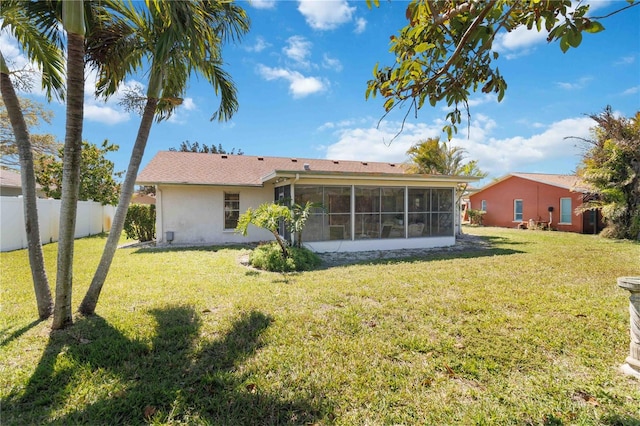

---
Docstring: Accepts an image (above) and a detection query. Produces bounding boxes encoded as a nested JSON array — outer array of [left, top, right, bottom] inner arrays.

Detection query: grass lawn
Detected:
[[1, 227, 639, 425]]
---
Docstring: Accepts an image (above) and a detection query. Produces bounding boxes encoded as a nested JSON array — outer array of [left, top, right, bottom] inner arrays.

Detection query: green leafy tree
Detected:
[[36, 140, 122, 206], [236, 203, 292, 257], [169, 140, 243, 155], [576, 107, 640, 240], [406, 137, 488, 178], [366, 0, 638, 138], [0, 96, 61, 169], [289, 201, 323, 248], [124, 204, 156, 242], [80, 0, 250, 316], [0, 0, 66, 320]]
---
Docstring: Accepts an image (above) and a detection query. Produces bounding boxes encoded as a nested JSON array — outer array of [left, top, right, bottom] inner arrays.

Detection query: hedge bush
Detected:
[[249, 242, 321, 272], [124, 204, 156, 242]]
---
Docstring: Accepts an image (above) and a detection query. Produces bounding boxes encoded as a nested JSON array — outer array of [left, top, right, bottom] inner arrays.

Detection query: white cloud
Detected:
[[323, 120, 441, 163], [322, 54, 343, 72], [250, 0, 276, 9], [256, 64, 327, 98], [283, 35, 312, 67], [354, 17, 367, 34], [245, 36, 271, 53], [555, 76, 593, 90], [622, 86, 639, 96], [182, 97, 196, 111], [321, 115, 596, 177], [297, 0, 356, 30], [615, 54, 636, 66], [448, 115, 595, 175], [84, 104, 130, 124], [493, 25, 547, 57]]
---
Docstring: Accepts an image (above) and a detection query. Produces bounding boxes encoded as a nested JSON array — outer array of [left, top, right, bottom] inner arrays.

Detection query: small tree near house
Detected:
[[236, 201, 321, 272]]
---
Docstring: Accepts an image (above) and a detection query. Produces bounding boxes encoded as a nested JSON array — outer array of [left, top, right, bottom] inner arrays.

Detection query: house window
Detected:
[[355, 187, 405, 239], [514, 199, 523, 222], [408, 188, 454, 237], [224, 193, 240, 230], [296, 185, 351, 241], [481, 200, 487, 212], [560, 197, 572, 224]]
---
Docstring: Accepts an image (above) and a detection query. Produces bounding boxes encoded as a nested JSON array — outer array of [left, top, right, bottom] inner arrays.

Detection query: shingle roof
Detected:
[[0, 169, 24, 188], [511, 173, 592, 192], [476, 172, 593, 193], [137, 152, 417, 186]]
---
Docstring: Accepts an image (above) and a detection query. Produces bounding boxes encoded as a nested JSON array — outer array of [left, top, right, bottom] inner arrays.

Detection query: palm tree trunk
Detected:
[[52, 30, 84, 330], [79, 98, 158, 315], [0, 54, 53, 320]]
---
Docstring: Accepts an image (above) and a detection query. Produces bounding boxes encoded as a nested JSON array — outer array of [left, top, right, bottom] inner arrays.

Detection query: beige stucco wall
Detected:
[[156, 184, 274, 245]]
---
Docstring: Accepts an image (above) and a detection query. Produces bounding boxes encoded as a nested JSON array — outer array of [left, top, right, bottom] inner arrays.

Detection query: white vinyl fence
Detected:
[[0, 197, 116, 252]]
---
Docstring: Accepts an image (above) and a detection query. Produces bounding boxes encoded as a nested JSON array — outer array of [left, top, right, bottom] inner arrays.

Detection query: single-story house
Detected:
[[0, 168, 46, 197], [136, 152, 479, 252], [468, 172, 603, 234]]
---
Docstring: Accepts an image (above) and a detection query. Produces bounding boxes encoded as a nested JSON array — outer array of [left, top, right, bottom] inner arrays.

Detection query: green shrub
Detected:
[[467, 209, 485, 225], [249, 242, 321, 272], [124, 204, 156, 242]]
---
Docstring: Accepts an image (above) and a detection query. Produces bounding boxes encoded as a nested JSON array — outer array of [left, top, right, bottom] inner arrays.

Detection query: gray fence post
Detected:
[[617, 276, 640, 378]]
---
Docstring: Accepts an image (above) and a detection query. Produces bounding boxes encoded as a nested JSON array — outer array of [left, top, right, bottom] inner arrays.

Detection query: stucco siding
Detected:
[[156, 185, 274, 245], [469, 176, 585, 233]]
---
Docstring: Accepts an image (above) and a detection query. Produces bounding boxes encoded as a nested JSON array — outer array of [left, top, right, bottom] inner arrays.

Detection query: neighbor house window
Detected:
[[224, 193, 240, 230], [514, 199, 523, 222], [560, 197, 572, 224], [481, 200, 487, 212]]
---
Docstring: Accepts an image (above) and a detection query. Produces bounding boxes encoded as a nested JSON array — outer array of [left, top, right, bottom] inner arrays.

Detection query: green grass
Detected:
[[1, 227, 639, 425]]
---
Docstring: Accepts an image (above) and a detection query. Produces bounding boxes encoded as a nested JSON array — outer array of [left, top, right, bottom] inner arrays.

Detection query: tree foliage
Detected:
[[236, 203, 291, 257], [576, 107, 640, 240], [169, 140, 243, 155], [36, 140, 122, 205], [0, 96, 61, 168], [366, 0, 638, 138], [406, 137, 487, 178], [124, 204, 156, 242]]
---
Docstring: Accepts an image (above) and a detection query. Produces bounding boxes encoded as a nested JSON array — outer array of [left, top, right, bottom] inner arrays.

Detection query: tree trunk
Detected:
[[79, 98, 158, 315], [52, 31, 84, 330], [0, 54, 53, 320]]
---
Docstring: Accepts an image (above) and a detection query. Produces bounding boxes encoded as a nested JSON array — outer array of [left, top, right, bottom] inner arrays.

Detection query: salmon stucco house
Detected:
[[136, 152, 479, 252], [468, 172, 603, 234]]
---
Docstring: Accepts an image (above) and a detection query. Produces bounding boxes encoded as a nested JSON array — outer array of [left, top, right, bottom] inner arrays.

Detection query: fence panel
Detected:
[[0, 197, 116, 252]]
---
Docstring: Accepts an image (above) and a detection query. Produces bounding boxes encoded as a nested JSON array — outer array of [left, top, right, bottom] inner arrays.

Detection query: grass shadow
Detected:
[[0, 319, 44, 347], [4, 307, 327, 425]]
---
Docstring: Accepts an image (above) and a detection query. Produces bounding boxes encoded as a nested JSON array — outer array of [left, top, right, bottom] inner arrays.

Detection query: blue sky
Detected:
[[3, 0, 639, 185]]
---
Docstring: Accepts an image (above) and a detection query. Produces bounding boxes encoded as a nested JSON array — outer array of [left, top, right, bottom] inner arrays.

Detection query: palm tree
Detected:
[[52, 0, 86, 329], [79, 0, 250, 315], [0, 1, 65, 320]]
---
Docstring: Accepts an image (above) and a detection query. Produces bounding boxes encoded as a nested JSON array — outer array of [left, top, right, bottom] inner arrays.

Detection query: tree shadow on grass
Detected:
[[0, 319, 43, 347], [4, 307, 326, 425]]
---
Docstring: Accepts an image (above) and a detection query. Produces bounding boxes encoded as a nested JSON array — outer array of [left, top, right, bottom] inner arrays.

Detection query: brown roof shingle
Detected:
[[137, 152, 413, 186]]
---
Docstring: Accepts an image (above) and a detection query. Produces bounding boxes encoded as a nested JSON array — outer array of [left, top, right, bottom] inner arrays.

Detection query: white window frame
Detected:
[[481, 200, 487, 212], [223, 192, 240, 230], [559, 197, 572, 224], [513, 199, 523, 222]]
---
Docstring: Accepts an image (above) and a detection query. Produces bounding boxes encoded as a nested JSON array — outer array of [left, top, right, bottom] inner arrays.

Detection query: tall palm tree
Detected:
[[0, 1, 65, 320], [52, 0, 86, 329], [79, 0, 250, 315]]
